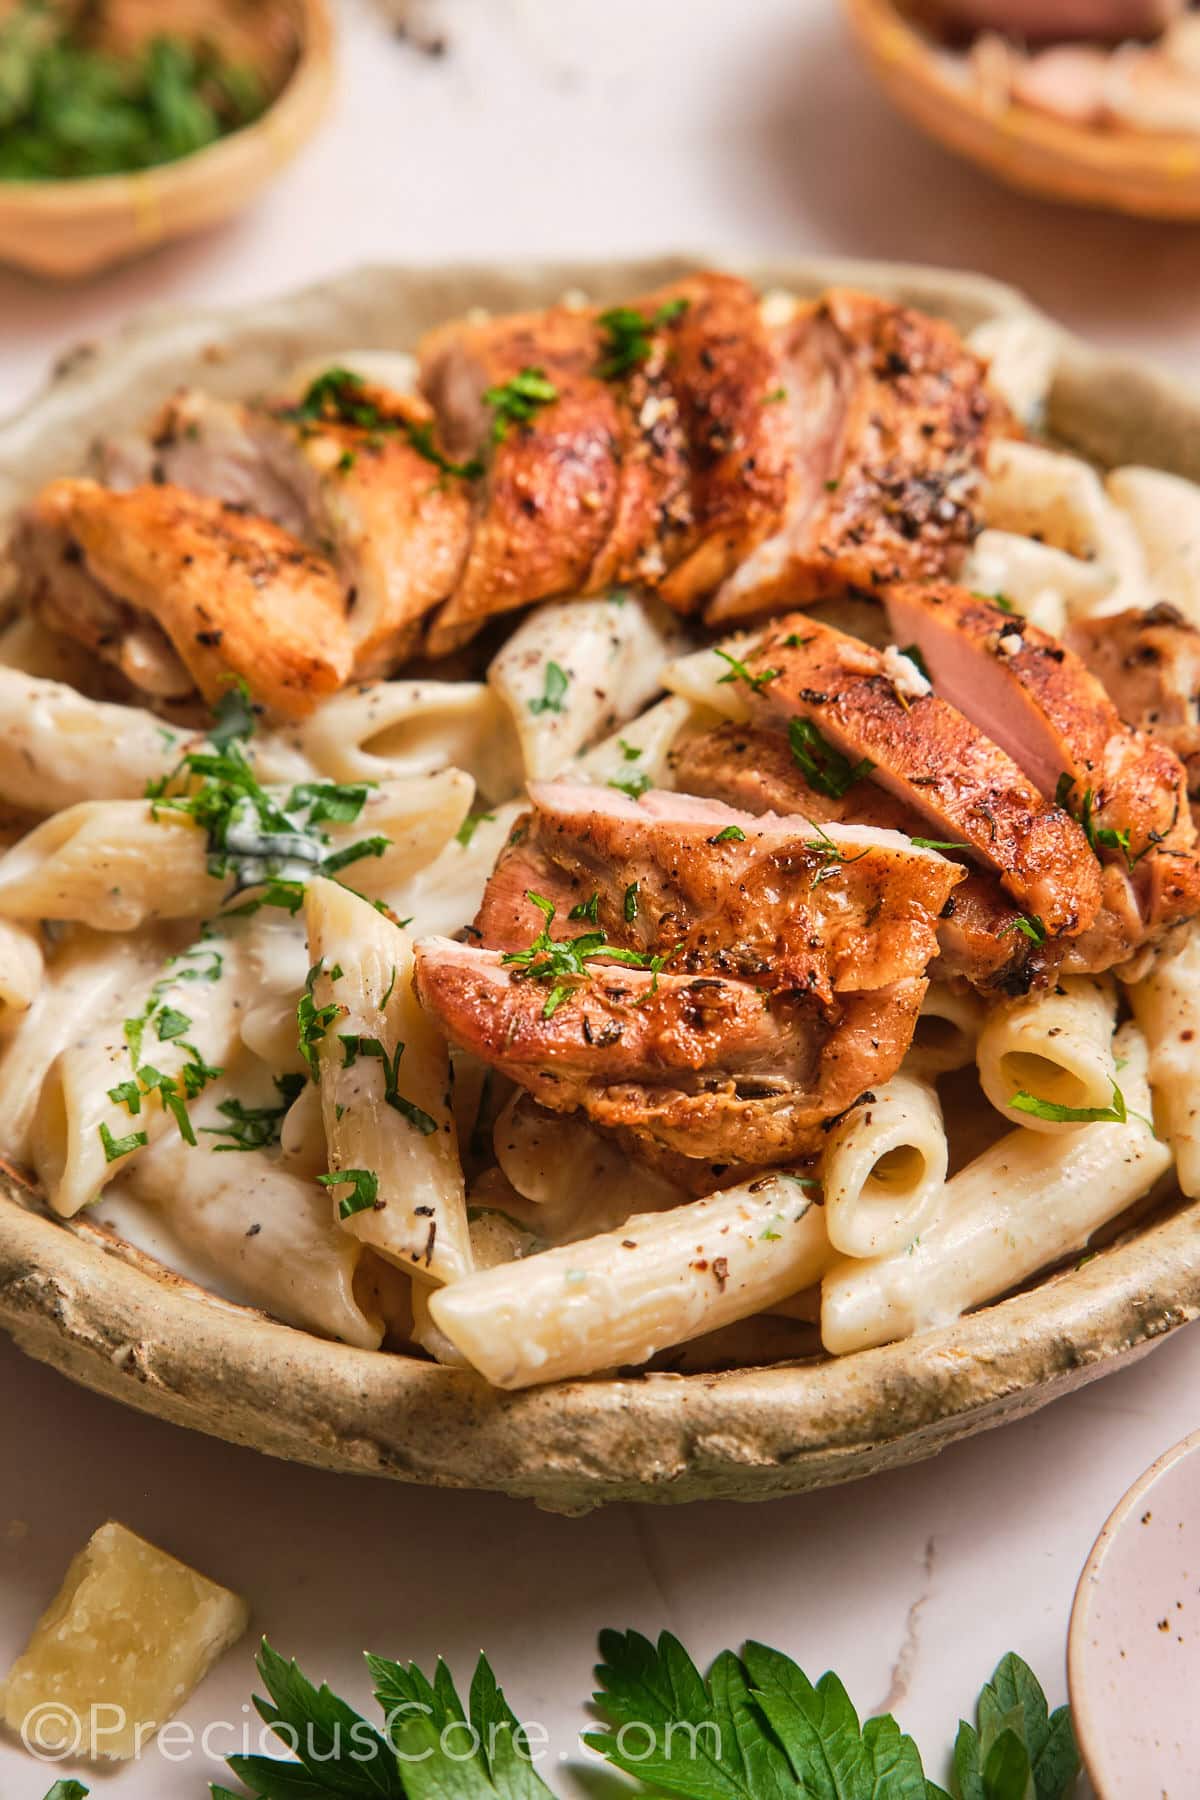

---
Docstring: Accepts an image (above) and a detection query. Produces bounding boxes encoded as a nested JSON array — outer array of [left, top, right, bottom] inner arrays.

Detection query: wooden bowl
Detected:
[[0, 0, 334, 279], [3, 254, 1200, 1511], [843, 0, 1200, 219]]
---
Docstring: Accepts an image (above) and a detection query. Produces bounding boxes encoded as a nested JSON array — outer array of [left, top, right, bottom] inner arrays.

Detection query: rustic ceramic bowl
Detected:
[[2, 255, 1200, 1511], [1069, 1430, 1200, 1796], [843, 0, 1200, 219], [0, 0, 334, 279]]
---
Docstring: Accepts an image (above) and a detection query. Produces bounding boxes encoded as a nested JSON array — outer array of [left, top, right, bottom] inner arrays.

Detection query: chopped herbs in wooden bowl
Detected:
[[0, 1, 270, 181]]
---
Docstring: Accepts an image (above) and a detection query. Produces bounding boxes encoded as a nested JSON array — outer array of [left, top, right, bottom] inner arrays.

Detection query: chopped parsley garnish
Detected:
[[1009, 1080, 1128, 1125], [623, 881, 639, 923], [99, 1122, 148, 1164], [528, 660, 570, 716], [483, 366, 558, 441], [982, 591, 1020, 615], [202, 1075, 306, 1153], [502, 890, 666, 1019], [318, 1167, 380, 1221], [804, 820, 869, 885], [788, 716, 874, 800], [280, 367, 483, 478], [569, 892, 601, 923], [708, 825, 746, 844], [298, 961, 343, 1082], [764, 385, 787, 404], [145, 680, 389, 915], [999, 914, 1048, 944], [714, 647, 779, 693], [909, 837, 969, 851], [337, 1033, 437, 1134], [608, 771, 652, 801], [455, 810, 497, 848], [102, 955, 226, 1160], [1055, 772, 1137, 868], [594, 297, 690, 380], [617, 738, 642, 761]]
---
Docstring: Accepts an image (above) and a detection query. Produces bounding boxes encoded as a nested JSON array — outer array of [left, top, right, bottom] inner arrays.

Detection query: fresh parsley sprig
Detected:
[[1054, 772, 1138, 870], [595, 296, 690, 380], [528, 661, 570, 716], [484, 367, 559, 442], [280, 368, 484, 479], [502, 890, 665, 1019], [201, 1076, 306, 1153], [1009, 1080, 1129, 1126], [714, 647, 779, 693], [207, 1633, 1077, 1800], [998, 914, 1048, 945], [789, 716, 875, 800], [147, 685, 389, 918]]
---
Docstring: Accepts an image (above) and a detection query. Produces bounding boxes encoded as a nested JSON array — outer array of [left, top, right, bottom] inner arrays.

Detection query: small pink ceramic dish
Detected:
[[1069, 1429, 1200, 1799]]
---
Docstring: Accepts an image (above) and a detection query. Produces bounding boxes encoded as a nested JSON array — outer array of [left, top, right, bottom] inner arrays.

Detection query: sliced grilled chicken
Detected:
[[707, 290, 1000, 626], [886, 583, 1200, 957], [103, 382, 474, 677], [668, 719, 1050, 992], [419, 273, 791, 651], [1067, 604, 1200, 808], [418, 301, 626, 655], [14, 479, 352, 719], [735, 614, 1101, 937], [473, 781, 963, 1003], [413, 937, 927, 1164]]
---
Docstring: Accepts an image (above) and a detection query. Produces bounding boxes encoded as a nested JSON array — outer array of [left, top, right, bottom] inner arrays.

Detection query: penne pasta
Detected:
[[982, 440, 1149, 618], [0, 802, 221, 928], [966, 314, 1059, 428], [975, 974, 1120, 1134], [1128, 924, 1200, 1198], [428, 1171, 831, 1389], [109, 1124, 384, 1349], [821, 1074, 948, 1259], [1107, 465, 1200, 630], [660, 638, 760, 723], [488, 594, 689, 780], [29, 932, 247, 1217], [386, 799, 526, 941], [822, 1024, 1169, 1354], [492, 1090, 684, 1243], [287, 679, 523, 805], [904, 981, 985, 1078], [0, 667, 185, 811], [0, 926, 170, 1162], [0, 917, 43, 1025], [304, 877, 471, 1284], [573, 694, 703, 791], [959, 530, 1107, 635]]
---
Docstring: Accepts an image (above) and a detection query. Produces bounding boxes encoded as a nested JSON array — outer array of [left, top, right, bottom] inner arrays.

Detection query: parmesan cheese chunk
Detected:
[[1, 1521, 248, 1762]]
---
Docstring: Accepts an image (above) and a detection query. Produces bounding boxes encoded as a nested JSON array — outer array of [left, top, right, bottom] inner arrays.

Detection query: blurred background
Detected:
[[2, 0, 1200, 418]]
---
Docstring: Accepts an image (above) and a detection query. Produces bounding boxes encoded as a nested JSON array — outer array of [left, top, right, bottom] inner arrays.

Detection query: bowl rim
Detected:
[[0, 0, 334, 208], [842, 0, 1200, 214], [3, 250, 1200, 1511], [1068, 1427, 1200, 1797]]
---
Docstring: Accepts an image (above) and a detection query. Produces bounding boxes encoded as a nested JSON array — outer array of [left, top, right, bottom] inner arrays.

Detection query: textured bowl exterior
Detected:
[[2, 253, 1199, 1509], [0, 0, 334, 279], [843, 0, 1200, 220]]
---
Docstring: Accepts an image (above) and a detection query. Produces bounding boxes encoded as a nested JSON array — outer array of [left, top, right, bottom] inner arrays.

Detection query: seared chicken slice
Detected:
[[413, 938, 927, 1165], [419, 273, 792, 650], [736, 614, 1101, 937], [419, 302, 625, 655], [104, 382, 474, 677], [668, 719, 1051, 992], [14, 479, 352, 719], [1068, 604, 1200, 808], [474, 782, 963, 1003], [707, 290, 1001, 626], [887, 583, 1200, 958]]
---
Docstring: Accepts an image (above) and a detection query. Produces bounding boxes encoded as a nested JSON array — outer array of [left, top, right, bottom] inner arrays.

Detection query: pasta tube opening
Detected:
[[822, 1074, 948, 1259], [976, 975, 1119, 1133]]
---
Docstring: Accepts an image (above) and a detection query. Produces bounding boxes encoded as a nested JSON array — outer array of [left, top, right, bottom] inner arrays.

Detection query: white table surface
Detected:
[[3, 2, 1200, 1793]]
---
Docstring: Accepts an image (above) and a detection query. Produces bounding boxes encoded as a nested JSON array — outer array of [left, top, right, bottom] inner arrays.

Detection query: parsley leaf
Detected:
[[297, 961, 342, 1082], [998, 915, 1048, 944], [595, 297, 690, 380], [910, 838, 970, 852], [231, 1637, 405, 1797], [456, 810, 497, 848], [789, 717, 875, 800], [368, 1651, 557, 1798], [569, 892, 601, 923], [318, 1167, 380, 1220], [484, 366, 558, 441], [953, 1652, 1079, 1800], [715, 647, 779, 693], [528, 661, 570, 716], [280, 368, 483, 478], [99, 1122, 148, 1164], [336, 1034, 437, 1135], [608, 771, 652, 801], [502, 890, 663, 1018], [41, 1784, 90, 1800], [202, 1075, 306, 1153], [624, 881, 639, 923], [709, 825, 746, 844], [1009, 1080, 1128, 1125], [1055, 773, 1137, 869]]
